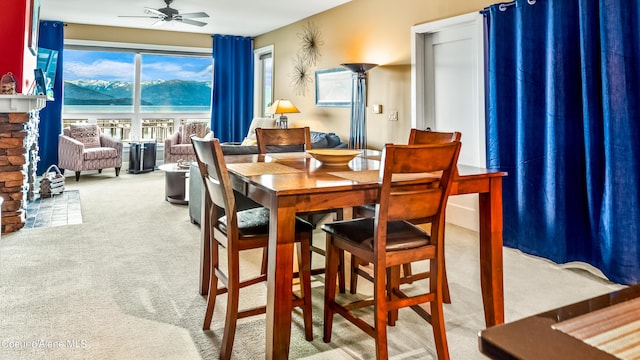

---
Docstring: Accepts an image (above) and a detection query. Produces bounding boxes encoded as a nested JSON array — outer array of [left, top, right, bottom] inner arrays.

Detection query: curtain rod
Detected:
[[499, 0, 536, 12]]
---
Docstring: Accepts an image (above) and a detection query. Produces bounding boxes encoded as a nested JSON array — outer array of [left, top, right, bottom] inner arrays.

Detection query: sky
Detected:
[[63, 50, 213, 82]]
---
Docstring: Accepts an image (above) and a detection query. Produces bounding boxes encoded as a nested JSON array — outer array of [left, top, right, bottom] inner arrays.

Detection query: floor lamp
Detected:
[[342, 63, 377, 149]]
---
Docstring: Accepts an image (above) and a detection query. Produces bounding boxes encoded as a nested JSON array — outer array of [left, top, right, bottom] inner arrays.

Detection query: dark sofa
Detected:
[[189, 131, 346, 224]]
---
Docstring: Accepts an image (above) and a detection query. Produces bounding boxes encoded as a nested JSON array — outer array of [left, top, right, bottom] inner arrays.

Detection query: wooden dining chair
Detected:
[[255, 126, 313, 154], [322, 141, 461, 360], [350, 129, 461, 301], [191, 136, 314, 360], [255, 126, 346, 292]]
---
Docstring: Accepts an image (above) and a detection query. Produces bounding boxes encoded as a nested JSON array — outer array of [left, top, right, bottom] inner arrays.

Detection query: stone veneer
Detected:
[[0, 112, 39, 233]]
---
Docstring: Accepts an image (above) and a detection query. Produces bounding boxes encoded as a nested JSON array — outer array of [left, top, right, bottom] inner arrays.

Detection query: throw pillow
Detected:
[[69, 124, 101, 148], [181, 122, 209, 144], [244, 117, 277, 143]]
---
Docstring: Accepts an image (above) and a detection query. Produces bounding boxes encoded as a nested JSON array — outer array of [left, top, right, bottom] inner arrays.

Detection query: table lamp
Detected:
[[267, 99, 300, 128]]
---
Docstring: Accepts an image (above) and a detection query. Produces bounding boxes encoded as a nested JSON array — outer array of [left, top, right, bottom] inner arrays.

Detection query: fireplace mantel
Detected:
[[0, 95, 47, 113]]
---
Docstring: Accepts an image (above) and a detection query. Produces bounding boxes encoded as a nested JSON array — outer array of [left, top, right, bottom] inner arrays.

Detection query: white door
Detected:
[[412, 13, 485, 231]]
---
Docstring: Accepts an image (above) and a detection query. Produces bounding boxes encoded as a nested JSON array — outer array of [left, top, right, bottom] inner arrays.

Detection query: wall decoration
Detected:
[[297, 22, 323, 67], [315, 68, 352, 107], [290, 55, 311, 96], [28, 0, 41, 55]]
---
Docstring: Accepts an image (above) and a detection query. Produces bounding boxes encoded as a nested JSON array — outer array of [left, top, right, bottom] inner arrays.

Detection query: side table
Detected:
[[158, 163, 190, 204], [128, 140, 157, 174]]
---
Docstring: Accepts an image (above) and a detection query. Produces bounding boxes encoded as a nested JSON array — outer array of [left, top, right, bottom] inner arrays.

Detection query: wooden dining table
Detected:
[[203, 149, 507, 359]]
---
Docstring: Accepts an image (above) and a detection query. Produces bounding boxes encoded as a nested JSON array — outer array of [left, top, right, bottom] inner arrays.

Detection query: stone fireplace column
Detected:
[[0, 95, 46, 234]]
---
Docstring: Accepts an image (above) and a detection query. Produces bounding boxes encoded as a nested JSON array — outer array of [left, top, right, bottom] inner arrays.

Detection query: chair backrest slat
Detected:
[[376, 142, 461, 252], [408, 129, 461, 145], [191, 137, 238, 234], [256, 127, 312, 154]]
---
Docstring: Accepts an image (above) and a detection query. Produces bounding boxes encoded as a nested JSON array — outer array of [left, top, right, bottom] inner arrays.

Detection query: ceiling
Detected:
[[40, 0, 351, 37]]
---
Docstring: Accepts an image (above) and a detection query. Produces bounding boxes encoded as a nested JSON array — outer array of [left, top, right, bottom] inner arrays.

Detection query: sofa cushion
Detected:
[[70, 124, 101, 149], [181, 122, 209, 144], [325, 133, 343, 148], [220, 144, 259, 155], [310, 132, 329, 149]]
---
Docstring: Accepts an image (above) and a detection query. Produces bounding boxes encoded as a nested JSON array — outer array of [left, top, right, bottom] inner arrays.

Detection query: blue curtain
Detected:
[[211, 35, 254, 142], [483, 0, 640, 285], [36, 21, 64, 175]]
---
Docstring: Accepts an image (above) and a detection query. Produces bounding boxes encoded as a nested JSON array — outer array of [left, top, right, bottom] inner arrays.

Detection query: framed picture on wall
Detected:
[[28, 0, 41, 56], [315, 68, 352, 107]]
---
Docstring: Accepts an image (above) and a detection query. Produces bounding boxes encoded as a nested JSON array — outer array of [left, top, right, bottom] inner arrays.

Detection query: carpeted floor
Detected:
[[0, 169, 623, 359]]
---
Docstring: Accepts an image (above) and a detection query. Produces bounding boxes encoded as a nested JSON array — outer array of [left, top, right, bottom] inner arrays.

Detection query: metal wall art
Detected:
[[298, 22, 323, 67], [290, 22, 323, 96], [290, 55, 311, 96]]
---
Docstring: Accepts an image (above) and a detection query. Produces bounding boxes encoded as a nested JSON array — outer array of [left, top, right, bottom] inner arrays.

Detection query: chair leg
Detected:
[[338, 249, 346, 293], [387, 266, 401, 326], [350, 254, 359, 294], [402, 263, 413, 284], [443, 265, 451, 304], [260, 248, 268, 276], [323, 234, 340, 343], [220, 260, 240, 360], [115, 167, 121, 176], [430, 259, 450, 360], [203, 240, 219, 330], [75, 171, 80, 182], [373, 263, 389, 360], [200, 199, 213, 295], [297, 238, 313, 341], [333, 209, 346, 294]]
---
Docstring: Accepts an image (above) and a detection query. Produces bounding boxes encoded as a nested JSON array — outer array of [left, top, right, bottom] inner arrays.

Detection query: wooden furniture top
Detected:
[[479, 284, 640, 360], [224, 150, 507, 196]]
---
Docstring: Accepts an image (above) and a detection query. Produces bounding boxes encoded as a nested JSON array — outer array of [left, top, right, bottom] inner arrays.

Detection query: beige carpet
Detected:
[[0, 169, 623, 359]]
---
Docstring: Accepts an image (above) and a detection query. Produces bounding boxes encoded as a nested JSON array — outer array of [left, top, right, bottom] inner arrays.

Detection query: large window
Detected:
[[64, 51, 135, 113], [140, 54, 212, 113], [254, 46, 273, 117], [62, 47, 212, 142]]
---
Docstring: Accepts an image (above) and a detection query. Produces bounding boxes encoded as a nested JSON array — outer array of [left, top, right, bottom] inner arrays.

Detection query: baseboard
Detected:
[[446, 193, 479, 232]]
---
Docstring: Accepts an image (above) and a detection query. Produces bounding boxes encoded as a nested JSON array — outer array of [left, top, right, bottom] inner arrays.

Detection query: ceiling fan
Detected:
[[119, 0, 209, 27]]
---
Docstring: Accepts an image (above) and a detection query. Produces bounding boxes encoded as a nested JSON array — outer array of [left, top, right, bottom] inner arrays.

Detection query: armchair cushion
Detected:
[[164, 122, 212, 164], [84, 147, 118, 160], [69, 124, 101, 148], [180, 122, 209, 145]]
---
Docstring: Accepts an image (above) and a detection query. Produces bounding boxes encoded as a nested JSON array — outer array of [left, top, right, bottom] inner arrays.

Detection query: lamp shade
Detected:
[[341, 63, 378, 73], [267, 99, 300, 115]]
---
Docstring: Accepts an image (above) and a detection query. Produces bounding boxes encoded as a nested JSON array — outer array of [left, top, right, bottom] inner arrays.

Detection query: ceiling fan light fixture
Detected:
[[120, 0, 209, 27]]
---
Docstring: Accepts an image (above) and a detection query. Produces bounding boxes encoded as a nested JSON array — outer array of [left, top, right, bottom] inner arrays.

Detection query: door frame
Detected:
[[411, 12, 486, 231], [410, 12, 485, 166]]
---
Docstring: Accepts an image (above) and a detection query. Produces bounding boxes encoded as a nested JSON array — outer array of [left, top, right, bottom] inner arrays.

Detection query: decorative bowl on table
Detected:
[[306, 149, 362, 166]]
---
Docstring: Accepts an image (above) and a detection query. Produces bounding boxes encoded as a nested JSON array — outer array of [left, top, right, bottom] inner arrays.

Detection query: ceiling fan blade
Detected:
[[151, 19, 166, 27], [179, 12, 209, 19], [118, 15, 161, 18], [178, 18, 208, 27], [144, 7, 166, 17]]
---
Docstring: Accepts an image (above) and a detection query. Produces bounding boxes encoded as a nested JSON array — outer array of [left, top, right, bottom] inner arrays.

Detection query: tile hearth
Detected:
[[24, 190, 82, 229]]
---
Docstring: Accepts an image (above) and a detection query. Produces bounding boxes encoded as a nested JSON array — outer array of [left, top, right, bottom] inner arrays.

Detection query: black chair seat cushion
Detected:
[[219, 207, 313, 237], [321, 217, 430, 251]]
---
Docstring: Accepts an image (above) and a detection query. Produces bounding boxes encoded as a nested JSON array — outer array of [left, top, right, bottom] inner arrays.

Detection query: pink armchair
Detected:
[[163, 122, 212, 164], [58, 124, 123, 181]]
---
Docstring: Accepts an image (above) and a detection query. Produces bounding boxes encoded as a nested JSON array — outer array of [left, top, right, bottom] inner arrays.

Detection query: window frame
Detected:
[[253, 45, 274, 118], [62, 40, 212, 142]]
